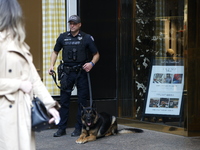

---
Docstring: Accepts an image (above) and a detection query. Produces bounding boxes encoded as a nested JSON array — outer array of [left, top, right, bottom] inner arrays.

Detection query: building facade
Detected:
[[19, 0, 200, 136]]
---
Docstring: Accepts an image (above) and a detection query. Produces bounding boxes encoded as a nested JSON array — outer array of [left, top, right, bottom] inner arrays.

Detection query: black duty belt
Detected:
[[64, 64, 83, 72]]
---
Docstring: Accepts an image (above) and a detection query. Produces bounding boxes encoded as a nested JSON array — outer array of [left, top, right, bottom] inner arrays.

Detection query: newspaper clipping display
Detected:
[[145, 58, 184, 116]]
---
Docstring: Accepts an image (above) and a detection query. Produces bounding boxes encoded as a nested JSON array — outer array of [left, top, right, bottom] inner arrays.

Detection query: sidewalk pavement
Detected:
[[35, 125, 200, 150]]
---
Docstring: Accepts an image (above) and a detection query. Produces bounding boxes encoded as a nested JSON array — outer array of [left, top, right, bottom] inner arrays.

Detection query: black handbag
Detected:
[[31, 96, 52, 132]]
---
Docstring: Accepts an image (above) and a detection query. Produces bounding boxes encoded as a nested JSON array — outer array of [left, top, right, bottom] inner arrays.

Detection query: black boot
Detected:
[[53, 129, 66, 137]]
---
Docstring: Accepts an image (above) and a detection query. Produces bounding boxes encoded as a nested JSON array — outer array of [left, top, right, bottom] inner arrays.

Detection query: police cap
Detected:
[[68, 15, 81, 24]]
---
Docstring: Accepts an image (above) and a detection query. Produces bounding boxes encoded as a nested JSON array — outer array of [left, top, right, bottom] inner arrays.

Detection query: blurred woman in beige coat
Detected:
[[0, 0, 60, 150]]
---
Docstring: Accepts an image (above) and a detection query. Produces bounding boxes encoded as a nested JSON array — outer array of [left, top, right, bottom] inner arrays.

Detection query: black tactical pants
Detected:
[[58, 70, 89, 130]]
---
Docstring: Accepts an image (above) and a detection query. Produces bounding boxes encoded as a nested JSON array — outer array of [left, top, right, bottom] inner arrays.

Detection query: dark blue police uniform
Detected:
[[54, 31, 98, 132]]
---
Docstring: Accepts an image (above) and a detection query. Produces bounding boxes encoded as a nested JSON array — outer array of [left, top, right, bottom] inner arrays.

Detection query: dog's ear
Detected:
[[80, 103, 86, 117], [93, 110, 99, 124], [81, 109, 85, 117]]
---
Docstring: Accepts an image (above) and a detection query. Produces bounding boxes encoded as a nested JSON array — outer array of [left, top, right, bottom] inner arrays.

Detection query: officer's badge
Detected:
[[78, 36, 83, 40]]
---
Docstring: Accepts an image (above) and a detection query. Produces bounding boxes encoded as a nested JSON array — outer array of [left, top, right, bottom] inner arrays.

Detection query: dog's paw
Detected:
[[76, 139, 86, 144]]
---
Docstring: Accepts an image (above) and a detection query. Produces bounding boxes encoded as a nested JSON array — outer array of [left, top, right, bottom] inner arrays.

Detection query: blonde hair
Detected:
[[0, 0, 26, 46]]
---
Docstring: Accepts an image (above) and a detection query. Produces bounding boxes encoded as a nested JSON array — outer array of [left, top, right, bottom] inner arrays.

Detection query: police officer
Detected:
[[49, 15, 100, 137]]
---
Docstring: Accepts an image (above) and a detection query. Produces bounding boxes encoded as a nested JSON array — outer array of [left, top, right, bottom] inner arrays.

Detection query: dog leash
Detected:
[[50, 70, 61, 89], [87, 72, 93, 107]]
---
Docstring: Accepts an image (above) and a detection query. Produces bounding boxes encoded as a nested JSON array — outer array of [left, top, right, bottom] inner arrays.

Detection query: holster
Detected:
[[60, 72, 68, 91], [57, 61, 64, 80], [57, 61, 82, 91], [58, 61, 70, 91]]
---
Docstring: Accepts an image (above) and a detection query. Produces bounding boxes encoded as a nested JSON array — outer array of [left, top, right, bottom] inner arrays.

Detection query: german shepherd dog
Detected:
[[76, 104, 143, 144]]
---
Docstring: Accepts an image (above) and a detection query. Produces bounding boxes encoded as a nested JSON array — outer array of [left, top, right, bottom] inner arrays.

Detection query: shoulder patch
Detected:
[[90, 36, 94, 41]]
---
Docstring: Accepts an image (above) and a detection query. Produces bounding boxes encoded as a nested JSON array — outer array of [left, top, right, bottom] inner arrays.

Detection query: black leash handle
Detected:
[[87, 72, 93, 107], [50, 70, 61, 89]]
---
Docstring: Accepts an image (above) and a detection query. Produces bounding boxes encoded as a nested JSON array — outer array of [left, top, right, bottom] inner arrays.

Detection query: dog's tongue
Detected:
[[87, 123, 91, 126]]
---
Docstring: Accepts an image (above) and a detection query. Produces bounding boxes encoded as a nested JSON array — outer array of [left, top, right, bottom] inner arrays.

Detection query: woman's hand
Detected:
[[48, 107, 60, 125], [19, 80, 32, 93]]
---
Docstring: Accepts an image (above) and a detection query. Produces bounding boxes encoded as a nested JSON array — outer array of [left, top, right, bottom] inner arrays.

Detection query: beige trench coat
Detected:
[[0, 34, 59, 150]]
